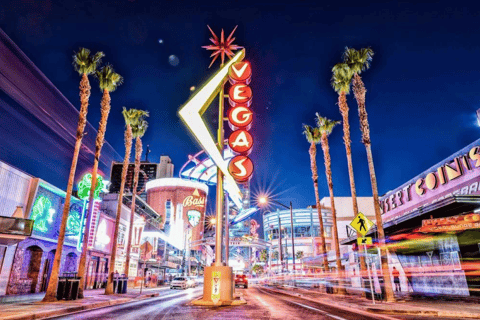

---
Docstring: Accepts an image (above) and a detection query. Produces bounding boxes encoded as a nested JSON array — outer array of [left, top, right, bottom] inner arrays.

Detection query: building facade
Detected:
[[146, 178, 208, 250], [109, 156, 175, 201], [341, 137, 480, 297]]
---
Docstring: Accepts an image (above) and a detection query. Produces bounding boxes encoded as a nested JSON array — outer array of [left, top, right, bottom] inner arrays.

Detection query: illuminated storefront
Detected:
[[6, 179, 85, 295], [342, 137, 480, 297]]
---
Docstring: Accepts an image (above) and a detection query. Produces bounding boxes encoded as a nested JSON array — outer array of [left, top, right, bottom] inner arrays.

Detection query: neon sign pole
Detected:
[[180, 26, 249, 305]]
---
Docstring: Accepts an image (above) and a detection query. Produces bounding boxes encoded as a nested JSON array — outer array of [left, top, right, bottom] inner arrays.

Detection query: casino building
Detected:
[[342, 137, 480, 297], [264, 197, 376, 273]]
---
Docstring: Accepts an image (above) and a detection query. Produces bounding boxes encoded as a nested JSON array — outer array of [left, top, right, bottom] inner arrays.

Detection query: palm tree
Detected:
[[124, 117, 149, 277], [332, 62, 368, 289], [303, 125, 329, 272], [77, 65, 123, 298], [343, 47, 395, 302], [105, 108, 148, 295], [43, 48, 104, 302], [316, 113, 346, 294]]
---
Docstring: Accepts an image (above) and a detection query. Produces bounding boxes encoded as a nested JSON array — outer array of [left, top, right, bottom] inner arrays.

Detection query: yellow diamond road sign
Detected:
[[357, 237, 372, 245], [350, 212, 375, 236]]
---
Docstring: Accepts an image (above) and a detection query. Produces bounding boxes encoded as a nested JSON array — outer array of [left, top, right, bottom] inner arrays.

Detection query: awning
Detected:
[[340, 195, 480, 245]]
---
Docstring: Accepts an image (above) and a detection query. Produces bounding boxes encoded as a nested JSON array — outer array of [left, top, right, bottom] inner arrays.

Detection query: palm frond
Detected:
[[315, 113, 340, 136], [342, 47, 374, 75], [96, 65, 124, 92], [122, 107, 149, 128], [72, 48, 104, 76], [132, 119, 149, 138], [331, 63, 352, 94], [302, 124, 322, 144]]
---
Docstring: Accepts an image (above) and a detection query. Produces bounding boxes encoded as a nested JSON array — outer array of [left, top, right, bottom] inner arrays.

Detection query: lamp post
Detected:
[[259, 198, 296, 274]]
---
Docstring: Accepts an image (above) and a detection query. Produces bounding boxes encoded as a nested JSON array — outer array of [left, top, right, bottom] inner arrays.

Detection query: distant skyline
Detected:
[[1, 1, 480, 213]]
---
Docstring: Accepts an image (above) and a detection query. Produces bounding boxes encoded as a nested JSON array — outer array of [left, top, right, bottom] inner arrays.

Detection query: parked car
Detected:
[[235, 274, 248, 289], [170, 277, 188, 289]]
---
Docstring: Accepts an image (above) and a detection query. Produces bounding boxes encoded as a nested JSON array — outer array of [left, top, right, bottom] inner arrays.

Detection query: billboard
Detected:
[[29, 183, 84, 247], [381, 138, 480, 224]]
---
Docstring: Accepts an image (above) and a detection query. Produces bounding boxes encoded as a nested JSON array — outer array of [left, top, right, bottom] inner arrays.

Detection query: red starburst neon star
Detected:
[[202, 25, 243, 68]]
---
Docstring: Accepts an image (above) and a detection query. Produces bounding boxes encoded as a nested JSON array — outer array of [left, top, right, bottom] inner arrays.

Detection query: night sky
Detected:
[[1, 1, 479, 214]]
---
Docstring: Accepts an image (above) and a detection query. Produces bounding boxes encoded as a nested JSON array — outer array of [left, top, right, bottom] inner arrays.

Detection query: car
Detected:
[[170, 277, 188, 289], [235, 274, 248, 289], [187, 277, 196, 288]]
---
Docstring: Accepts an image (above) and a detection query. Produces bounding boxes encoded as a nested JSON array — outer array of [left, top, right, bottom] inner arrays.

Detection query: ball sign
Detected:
[[228, 129, 253, 154], [228, 106, 253, 129], [228, 61, 252, 84], [227, 61, 254, 183], [228, 83, 252, 107], [228, 155, 254, 182]]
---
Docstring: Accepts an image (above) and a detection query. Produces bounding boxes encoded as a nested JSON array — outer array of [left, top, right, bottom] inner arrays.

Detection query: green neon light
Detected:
[[66, 206, 81, 235], [77, 173, 104, 201], [31, 195, 52, 232]]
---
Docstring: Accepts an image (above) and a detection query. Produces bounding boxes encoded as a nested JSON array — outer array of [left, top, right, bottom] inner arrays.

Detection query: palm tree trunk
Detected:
[[43, 74, 90, 302], [338, 91, 367, 287], [124, 137, 143, 277], [320, 134, 345, 294], [353, 73, 395, 302], [78, 89, 112, 298], [309, 142, 329, 271], [105, 125, 132, 294]]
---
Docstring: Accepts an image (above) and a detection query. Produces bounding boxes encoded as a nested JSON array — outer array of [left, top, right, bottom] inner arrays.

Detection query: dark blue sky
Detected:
[[1, 0, 479, 210]]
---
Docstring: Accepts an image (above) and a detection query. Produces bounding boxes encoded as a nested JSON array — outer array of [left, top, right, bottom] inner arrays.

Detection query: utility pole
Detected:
[[277, 209, 283, 273]]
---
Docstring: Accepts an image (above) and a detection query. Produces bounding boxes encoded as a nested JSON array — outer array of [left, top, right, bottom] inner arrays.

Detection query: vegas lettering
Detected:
[[227, 61, 254, 183]]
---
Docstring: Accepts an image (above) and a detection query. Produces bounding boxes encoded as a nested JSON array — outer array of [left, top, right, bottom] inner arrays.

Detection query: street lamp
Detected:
[[258, 197, 296, 275]]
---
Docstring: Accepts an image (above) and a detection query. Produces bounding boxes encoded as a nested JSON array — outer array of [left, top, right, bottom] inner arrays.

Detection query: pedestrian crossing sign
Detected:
[[357, 237, 373, 245], [350, 212, 375, 236]]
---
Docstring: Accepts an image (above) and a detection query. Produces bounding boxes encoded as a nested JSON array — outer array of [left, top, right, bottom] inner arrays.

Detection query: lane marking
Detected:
[[290, 301, 347, 320]]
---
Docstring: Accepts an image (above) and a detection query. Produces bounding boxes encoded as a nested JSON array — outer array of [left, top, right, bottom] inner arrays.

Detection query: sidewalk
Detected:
[[0, 286, 169, 320], [267, 285, 480, 319]]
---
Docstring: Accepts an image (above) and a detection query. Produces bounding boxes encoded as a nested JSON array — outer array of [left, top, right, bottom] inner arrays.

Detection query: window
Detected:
[[118, 225, 126, 247], [0, 246, 6, 274], [165, 200, 172, 222]]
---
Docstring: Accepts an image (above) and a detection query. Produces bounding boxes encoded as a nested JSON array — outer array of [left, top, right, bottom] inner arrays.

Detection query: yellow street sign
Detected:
[[357, 237, 373, 245], [350, 212, 375, 236]]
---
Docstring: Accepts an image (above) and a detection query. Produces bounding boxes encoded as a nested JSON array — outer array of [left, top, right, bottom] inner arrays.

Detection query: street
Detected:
[[43, 286, 464, 320]]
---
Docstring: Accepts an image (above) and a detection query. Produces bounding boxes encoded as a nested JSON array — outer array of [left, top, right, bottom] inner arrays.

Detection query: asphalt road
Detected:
[[45, 286, 465, 320]]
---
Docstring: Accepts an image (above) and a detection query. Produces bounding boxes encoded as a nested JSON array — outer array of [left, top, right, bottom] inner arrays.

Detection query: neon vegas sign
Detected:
[[227, 61, 254, 182], [178, 50, 246, 208], [381, 145, 480, 223]]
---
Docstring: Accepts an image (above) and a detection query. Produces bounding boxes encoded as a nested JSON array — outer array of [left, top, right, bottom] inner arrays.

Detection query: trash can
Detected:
[[56, 277, 67, 301], [64, 277, 80, 300], [117, 278, 123, 294], [121, 277, 128, 293]]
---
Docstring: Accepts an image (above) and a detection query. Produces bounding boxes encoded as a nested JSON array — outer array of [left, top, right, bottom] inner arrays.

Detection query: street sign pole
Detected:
[[364, 245, 375, 305]]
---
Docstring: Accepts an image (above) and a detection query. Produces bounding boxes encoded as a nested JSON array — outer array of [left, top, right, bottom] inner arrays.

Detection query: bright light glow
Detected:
[[210, 218, 216, 224], [145, 178, 209, 194], [178, 49, 245, 209], [258, 196, 268, 205]]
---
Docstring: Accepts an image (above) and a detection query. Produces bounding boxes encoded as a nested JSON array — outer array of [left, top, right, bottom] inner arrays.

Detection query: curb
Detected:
[[368, 307, 480, 319], [0, 293, 160, 320]]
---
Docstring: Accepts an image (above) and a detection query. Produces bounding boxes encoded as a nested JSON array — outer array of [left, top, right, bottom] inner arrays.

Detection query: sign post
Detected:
[[181, 26, 248, 306], [350, 212, 376, 304], [364, 245, 375, 305]]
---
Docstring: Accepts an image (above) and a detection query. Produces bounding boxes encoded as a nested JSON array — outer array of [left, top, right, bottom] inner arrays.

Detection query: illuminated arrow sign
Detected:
[[178, 49, 245, 209]]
